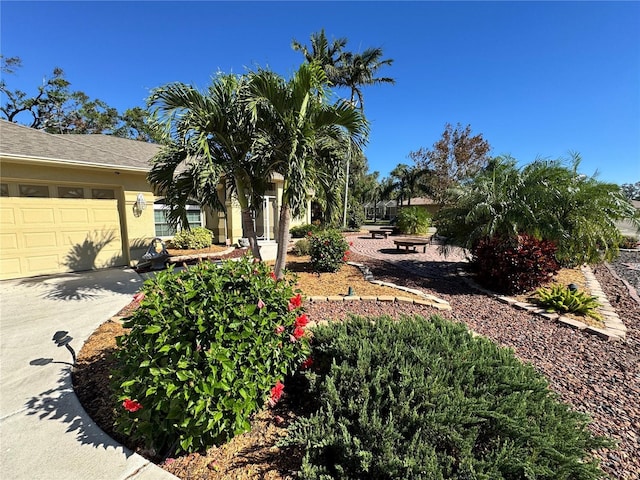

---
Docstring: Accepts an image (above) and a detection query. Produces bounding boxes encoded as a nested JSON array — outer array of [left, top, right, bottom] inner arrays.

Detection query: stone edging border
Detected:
[[458, 266, 627, 342], [307, 261, 452, 311]]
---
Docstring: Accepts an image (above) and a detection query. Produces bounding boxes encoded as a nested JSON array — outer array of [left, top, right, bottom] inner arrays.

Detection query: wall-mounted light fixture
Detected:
[[135, 193, 147, 211]]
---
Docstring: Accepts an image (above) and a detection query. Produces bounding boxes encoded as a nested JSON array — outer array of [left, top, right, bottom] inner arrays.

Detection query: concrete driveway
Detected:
[[0, 267, 177, 480]]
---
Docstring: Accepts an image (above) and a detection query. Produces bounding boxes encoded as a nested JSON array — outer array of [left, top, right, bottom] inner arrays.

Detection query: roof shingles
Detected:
[[0, 119, 159, 170]]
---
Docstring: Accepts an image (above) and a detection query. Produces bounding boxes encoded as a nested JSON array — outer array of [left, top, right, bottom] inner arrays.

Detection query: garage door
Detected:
[[0, 197, 125, 279]]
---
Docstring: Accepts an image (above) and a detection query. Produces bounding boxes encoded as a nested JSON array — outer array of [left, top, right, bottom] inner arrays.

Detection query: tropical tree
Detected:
[[337, 48, 395, 109], [410, 123, 491, 204], [147, 74, 269, 259], [247, 62, 369, 278], [1, 55, 159, 139], [387, 163, 430, 206], [435, 154, 640, 266], [291, 29, 347, 85], [620, 181, 640, 201], [292, 32, 394, 225]]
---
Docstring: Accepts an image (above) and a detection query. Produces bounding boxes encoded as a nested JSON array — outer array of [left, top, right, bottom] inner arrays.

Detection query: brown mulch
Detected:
[[73, 251, 640, 479]]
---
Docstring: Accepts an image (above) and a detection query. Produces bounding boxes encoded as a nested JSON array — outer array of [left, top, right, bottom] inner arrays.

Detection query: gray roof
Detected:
[[0, 119, 159, 171]]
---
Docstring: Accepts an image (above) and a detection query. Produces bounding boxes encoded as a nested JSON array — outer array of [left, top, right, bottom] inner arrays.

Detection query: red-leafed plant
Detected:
[[471, 234, 560, 294]]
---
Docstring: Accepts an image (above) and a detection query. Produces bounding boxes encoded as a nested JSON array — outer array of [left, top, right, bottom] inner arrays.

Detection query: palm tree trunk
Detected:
[[273, 203, 291, 279], [241, 207, 262, 260]]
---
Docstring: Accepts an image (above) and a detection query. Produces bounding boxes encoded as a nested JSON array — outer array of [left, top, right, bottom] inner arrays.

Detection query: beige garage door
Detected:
[[0, 197, 125, 279]]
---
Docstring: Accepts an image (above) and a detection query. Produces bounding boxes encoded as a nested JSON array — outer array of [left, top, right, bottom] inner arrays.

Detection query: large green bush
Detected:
[[283, 315, 610, 479], [112, 256, 310, 455], [170, 226, 213, 249], [290, 223, 322, 238], [396, 206, 431, 234], [309, 229, 350, 273]]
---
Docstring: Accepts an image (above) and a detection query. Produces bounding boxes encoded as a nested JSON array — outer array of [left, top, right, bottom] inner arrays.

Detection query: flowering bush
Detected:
[[309, 229, 350, 273], [112, 256, 309, 455]]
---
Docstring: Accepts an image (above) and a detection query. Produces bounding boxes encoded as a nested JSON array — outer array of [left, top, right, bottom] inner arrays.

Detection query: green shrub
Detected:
[[112, 256, 310, 455], [291, 238, 311, 256], [290, 223, 321, 238], [535, 284, 602, 320], [170, 226, 213, 249], [347, 206, 365, 230], [309, 229, 350, 273], [396, 206, 431, 235], [282, 315, 611, 479], [472, 234, 561, 294]]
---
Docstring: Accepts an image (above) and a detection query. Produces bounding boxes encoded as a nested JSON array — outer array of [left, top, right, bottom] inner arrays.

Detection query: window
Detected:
[[91, 188, 115, 199], [58, 186, 85, 198], [0, 184, 8, 197], [153, 200, 203, 237], [19, 184, 49, 197]]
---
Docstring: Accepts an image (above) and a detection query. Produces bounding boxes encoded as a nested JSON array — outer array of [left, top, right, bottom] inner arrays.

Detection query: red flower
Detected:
[[257, 299, 266, 309], [122, 398, 143, 412], [269, 271, 277, 281], [293, 326, 305, 340], [295, 314, 309, 328], [133, 292, 145, 303], [349, 241, 354, 246], [301, 357, 314, 369], [269, 381, 284, 406], [288, 294, 302, 311], [307, 231, 313, 236], [342, 256, 348, 262], [275, 325, 285, 334]]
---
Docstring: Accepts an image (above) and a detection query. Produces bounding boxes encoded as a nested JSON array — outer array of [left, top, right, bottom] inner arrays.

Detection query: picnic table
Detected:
[[393, 236, 433, 253], [370, 229, 390, 239]]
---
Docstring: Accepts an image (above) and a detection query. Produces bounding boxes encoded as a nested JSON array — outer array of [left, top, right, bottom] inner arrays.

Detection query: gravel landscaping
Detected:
[[303, 240, 640, 480]]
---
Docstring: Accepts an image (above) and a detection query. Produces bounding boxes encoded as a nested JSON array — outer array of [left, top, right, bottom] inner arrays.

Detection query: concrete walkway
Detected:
[[0, 268, 177, 480]]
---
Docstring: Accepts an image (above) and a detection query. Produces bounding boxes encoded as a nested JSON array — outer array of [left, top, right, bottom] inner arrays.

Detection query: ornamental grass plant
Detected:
[[282, 315, 611, 479]]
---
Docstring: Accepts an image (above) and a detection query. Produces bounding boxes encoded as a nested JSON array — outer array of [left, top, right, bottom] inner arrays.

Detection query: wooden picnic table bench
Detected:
[[393, 236, 433, 253], [370, 229, 390, 239]]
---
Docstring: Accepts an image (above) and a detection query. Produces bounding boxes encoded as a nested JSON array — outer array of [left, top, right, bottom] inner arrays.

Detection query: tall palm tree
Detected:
[[247, 62, 369, 277], [388, 163, 430, 206], [337, 48, 395, 109], [147, 74, 269, 259], [291, 29, 347, 86]]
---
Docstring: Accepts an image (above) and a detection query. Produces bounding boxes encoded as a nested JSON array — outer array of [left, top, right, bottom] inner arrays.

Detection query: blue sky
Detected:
[[2, 1, 639, 185]]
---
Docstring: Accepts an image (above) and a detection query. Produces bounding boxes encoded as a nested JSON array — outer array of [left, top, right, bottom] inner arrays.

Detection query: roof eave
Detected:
[[0, 153, 150, 173]]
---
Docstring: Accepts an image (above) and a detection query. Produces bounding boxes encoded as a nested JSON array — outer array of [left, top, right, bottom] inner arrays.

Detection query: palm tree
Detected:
[[337, 48, 395, 109], [291, 29, 346, 86], [388, 163, 430, 207], [435, 155, 640, 266], [147, 74, 269, 259], [247, 62, 369, 278]]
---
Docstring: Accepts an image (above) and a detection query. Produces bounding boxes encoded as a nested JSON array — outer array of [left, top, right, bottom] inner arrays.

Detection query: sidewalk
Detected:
[[0, 267, 177, 480]]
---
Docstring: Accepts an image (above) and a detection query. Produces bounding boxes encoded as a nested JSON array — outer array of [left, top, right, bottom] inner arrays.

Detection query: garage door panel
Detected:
[[25, 254, 61, 272], [0, 257, 21, 276], [0, 197, 125, 279], [0, 233, 19, 250], [92, 208, 119, 223], [59, 208, 90, 224], [23, 232, 58, 249], [21, 208, 56, 225], [1, 207, 16, 225]]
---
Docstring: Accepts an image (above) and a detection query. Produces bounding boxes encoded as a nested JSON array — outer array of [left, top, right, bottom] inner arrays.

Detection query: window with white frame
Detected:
[[153, 200, 204, 237]]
